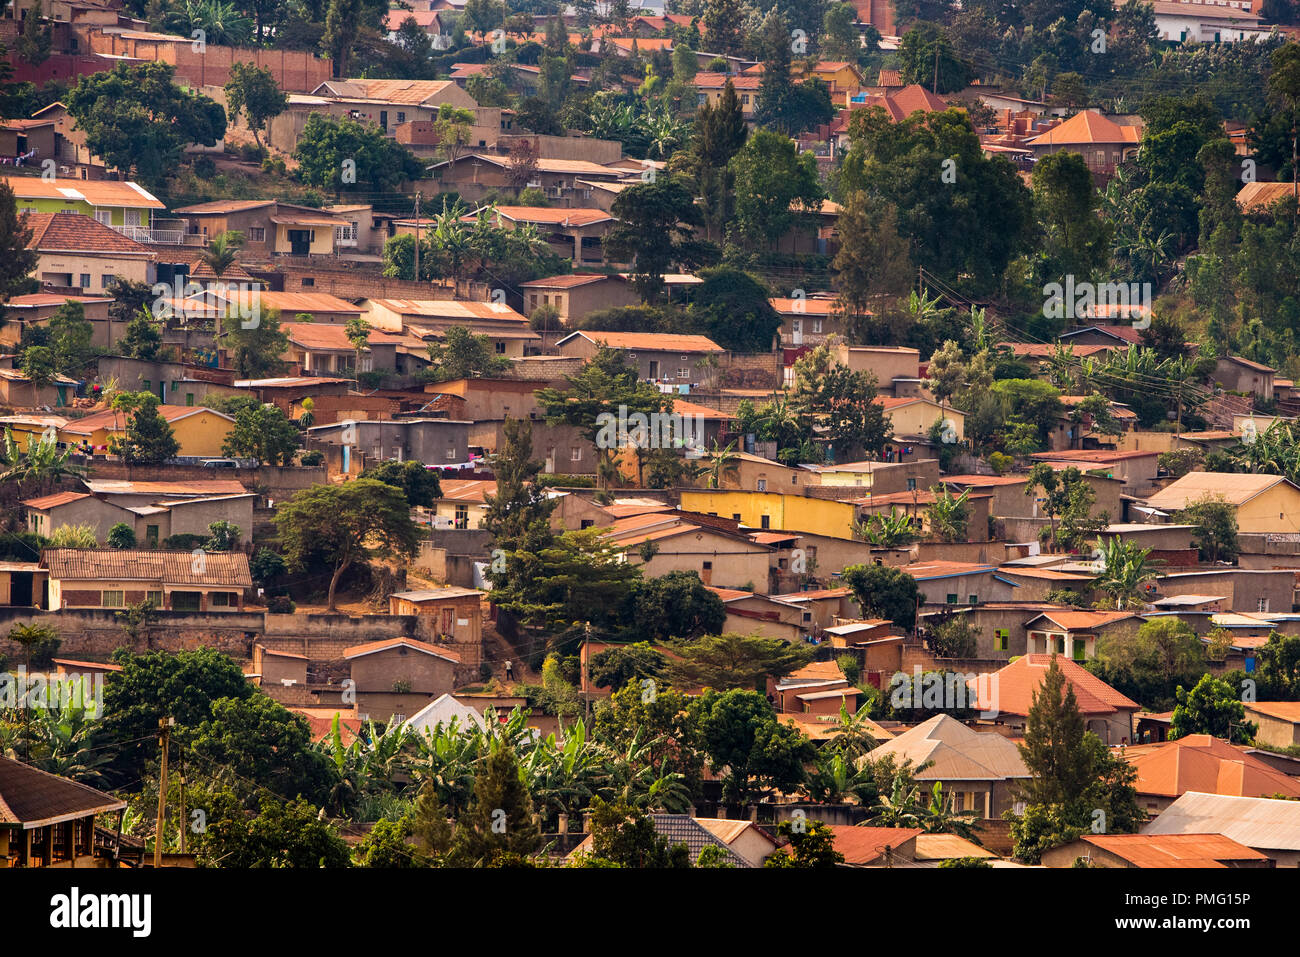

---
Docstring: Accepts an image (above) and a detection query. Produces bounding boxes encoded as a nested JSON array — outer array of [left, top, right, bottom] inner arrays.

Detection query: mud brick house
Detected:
[[41, 547, 253, 612], [342, 636, 462, 722], [387, 587, 484, 643]]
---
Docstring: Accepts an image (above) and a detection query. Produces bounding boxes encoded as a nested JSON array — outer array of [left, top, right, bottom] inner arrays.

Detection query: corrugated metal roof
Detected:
[[42, 548, 252, 586], [1144, 791, 1300, 850], [0, 757, 126, 827]]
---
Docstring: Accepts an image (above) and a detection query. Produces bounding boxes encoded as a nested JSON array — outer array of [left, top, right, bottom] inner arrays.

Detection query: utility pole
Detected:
[[933, 42, 939, 94], [154, 716, 173, 868], [413, 190, 422, 283], [178, 743, 187, 855]]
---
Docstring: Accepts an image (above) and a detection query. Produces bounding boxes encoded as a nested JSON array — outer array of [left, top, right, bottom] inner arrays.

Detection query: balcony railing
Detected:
[[109, 224, 194, 245]]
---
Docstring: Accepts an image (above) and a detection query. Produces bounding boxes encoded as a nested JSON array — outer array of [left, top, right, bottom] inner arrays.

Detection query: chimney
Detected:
[[687, 806, 697, 818], [557, 812, 568, 835]]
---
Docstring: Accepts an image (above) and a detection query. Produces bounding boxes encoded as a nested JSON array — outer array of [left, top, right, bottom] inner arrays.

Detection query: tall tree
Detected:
[[606, 175, 707, 302], [224, 63, 287, 149], [275, 479, 421, 610]]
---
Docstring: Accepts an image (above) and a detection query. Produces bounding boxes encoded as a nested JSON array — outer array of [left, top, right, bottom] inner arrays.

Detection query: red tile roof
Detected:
[[21, 212, 154, 256]]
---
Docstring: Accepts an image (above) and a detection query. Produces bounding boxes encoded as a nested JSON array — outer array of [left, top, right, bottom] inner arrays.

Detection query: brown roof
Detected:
[[2, 175, 164, 208], [1026, 111, 1142, 147], [0, 757, 126, 827], [969, 654, 1139, 717], [520, 273, 620, 289], [563, 331, 724, 353], [41, 548, 253, 586], [1072, 832, 1268, 868], [1144, 471, 1297, 510], [282, 321, 404, 352], [21, 212, 154, 256], [21, 491, 90, 511], [824, 825, 923, 865], [342, 637, 462, 662], [1125, 734, 1300, 800], [171, 199, 275, 214], [1026, 610, 1137, 631], [478, 206, 612, 227], [1237, 181, 1298, 214]]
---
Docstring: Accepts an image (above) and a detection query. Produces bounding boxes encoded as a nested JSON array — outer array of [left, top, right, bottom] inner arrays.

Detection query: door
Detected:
[[10, 572, 33, 607], [380, 110, 388, 130], [171, 591, 201, 612], [648, 360, 659, 379], [288, 229, 311, 255]]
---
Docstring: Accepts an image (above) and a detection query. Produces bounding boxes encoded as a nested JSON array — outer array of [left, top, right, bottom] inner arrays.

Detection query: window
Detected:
[[79, 273, 91, 288], [760, 515, 771, 529], [756, 479, 767, 492], [732, 514, 741, 521], [946, 594, 958, 604], [146, 525, 159, 545], [186, 393, 195, 406], [454, 504, 469, 530], [906, 478, 917, 491], [247, 227, 266, 242], [147, 590, 162, 606], [495, 341, 506, 354], [570, 447, 582, 461], [123, 209, 142, 227], [301, 277, 315, 287], [396, 111, 406, 123], [1055, 636, 1066, 655], [101, 274, 112, 288], [1072, 640, 1087, 661], [142, 380, 151, 392], [812, 319, 823, 333], [969, 594, 978, 605], [995, 629, 1009, 652], [101, 590, 125, 608], [94, 210, 112, 225], [210, 592, 234, 607], [1258, 598, 1270, 612], [446, 446, 458, 460], [580, 519, 594, 529]]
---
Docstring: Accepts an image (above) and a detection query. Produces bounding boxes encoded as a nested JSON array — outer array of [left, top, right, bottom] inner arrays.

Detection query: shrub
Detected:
[[266, 595, 295, 614], [299, 450, 324, 466]]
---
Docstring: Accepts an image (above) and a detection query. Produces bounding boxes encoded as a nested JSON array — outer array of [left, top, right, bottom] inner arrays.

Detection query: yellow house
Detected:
[[680, 489, 859, 541], [59, 406, 236, 457], [1142, 472, 1300, 535], [878, 396, 965, 441], [0, 415, 70, 450]]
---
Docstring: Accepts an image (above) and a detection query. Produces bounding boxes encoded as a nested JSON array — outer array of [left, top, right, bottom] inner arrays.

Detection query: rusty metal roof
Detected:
[[42, 548, 252, 586]]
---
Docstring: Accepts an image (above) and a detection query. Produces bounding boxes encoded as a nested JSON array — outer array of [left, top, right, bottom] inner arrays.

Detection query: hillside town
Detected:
[[0, 0, 1298, 888]]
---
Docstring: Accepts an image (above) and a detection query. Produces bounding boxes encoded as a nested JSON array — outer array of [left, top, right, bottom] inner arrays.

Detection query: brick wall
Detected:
[[720, 352, 782, 389], [85, 461, 327, 499], [83, 31, 332, 92]]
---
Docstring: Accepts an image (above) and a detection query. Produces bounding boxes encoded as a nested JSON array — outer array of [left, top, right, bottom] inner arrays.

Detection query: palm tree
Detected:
[[919, 782, 981, 839], [865, 774, 927, 828], [1092, 537, 1162, 609], [0, 428, 87, 488], [344, 317, 371, 382], [804, 751, 879, 804], [703, 438, 740, 489], [854, 507, 919, 547], [201, 230, 244, 279], [822, 701, 880, 762], [928, 486, 971, 543]]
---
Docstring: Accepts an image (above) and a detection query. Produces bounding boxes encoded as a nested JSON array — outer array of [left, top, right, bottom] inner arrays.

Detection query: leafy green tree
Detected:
[[665, 633, 813, 692], [606, 174, 707, 302], [19, 345, 55, 391], [832, 193, 915, 321], [448, 744, 543, 866], [0, 182, 37, 321], [1009, 656, 1143, 863], [898, 22, 972, 93], [622, 571, 725, 643], [1091, 617, 1206, 711], [221, 401, 299, 465], [110, 391, 179, 464], [118, 311, 163, 361], [842, 563, 921, 630], [764, 819, 845, 868], [1172, 673, 1257, 743], [185, 693, 337, 805], [355, 815, 423, 867], [789, 343, 892, 460], [293, 113, 423, 197], [588, 642, 668, 692], [361, 459, 442, 508], [687, 267, 781, 352], [204, 520, 241, 552], [681, 80, 747, 242], [47, 299, 97, 375], [16, 0, 52, 66], [1032, 150, 1113, 282], [224, 62, 286, 149], [99, 648, 254, 788], [420, 325, 510, 382], [691, 689, 815, 804], [1175, 496, 1239, 564], [840, 106, 1034, 293], [275, 479, 421, 611], [106, 522, 136, 549], [322, 0, 362, 75], [729, 129, 824, 250], [65, 62, 225, 187], [194, 787, 351, 868], [218, 308, 287, 379], [702, 0, 744, 55], [575, 796, 691, 867]]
